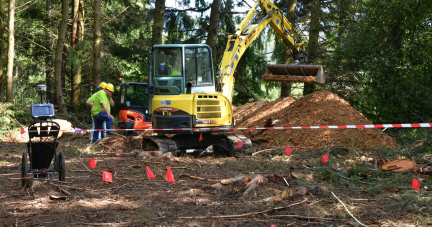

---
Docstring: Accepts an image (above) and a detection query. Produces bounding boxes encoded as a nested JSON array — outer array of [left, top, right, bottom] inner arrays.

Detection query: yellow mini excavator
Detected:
[[142, 0, 325, 156]]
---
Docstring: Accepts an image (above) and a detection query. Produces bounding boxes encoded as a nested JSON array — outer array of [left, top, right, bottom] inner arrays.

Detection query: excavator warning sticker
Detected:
[[161, 100, 171, 105], [246, 28, 259, 44], [198, 119, 214, 124], [275, 19, 279, 24]]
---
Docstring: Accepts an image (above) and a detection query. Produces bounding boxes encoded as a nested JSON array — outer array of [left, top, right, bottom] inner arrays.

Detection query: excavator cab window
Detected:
[[152, 47, 184, 95], [125, 84, 148, 107], [185, 47, 213, 86], [155, 48, 182, 77]]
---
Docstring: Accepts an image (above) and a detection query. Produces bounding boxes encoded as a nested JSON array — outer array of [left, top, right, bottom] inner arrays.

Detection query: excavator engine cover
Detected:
[[263, 64, 325, 84]]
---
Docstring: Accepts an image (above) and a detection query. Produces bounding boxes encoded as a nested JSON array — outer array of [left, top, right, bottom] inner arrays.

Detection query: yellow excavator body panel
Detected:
[[151, 93, 233, 128]]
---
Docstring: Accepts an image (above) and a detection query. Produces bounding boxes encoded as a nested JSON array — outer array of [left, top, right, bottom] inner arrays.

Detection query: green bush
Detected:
[[0, 103, 32, 130]]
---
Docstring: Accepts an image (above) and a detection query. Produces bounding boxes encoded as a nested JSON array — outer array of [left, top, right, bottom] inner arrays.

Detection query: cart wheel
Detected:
[[21, 152, 29, 188], [58, 151, 66, 181]]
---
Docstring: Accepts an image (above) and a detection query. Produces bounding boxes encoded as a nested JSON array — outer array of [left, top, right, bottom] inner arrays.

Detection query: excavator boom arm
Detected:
[[217, 0, 323, 103]]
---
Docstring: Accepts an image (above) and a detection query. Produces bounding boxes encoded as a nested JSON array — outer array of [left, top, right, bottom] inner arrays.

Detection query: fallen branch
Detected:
[[49, 195, 67, 200], [331, 191, 368, 227], [178, 198, 308, 219], [0, 172, 20, 176], [218, 173, 268, 196], [180, 174, 218, 181], [50, 182, 71, 195], [252, 147, 284, 156], [260, 185, 328, 202], [325, 168, 370, 185], [78, 153, 102, 177], [267, 214, 336, 221], [252, 146, 308, 156], [243, 174, 267, 196]]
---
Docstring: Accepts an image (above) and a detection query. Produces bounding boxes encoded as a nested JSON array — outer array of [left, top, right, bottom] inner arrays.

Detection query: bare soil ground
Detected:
[[0, 91, 431, 226]]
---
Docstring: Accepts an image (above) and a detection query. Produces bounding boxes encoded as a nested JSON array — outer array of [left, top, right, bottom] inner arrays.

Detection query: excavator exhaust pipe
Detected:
[[262, 64, 325, 84]]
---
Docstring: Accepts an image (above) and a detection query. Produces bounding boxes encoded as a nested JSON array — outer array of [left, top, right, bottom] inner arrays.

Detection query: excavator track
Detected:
[[224, 133, 253, 156], [141, 133, 252, 157], [142, 135, 177, 153]]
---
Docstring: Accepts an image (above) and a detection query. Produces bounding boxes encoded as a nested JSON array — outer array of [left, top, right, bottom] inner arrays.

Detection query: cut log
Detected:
[[381, 159, 416, 172], [219, 174, 268, 196]]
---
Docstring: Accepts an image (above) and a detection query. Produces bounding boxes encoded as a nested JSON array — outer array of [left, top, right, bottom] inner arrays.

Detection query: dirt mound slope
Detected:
[[234, 97, 297, 128], [234, 91, 398, 149]]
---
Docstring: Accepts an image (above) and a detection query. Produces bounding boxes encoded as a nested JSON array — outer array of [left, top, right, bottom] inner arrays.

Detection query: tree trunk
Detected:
[[71, 0, 84, 113], [206, 0, 221, 71], [281, 0, 297, 97], [0, 0, 5, 103], [54, 0, 69, 114], [6, 0, 15, 103], [303, 0, 320, 96], [45, 0, 54, 103], [92, 0, 101, 92], [151, 0, 165, 45]]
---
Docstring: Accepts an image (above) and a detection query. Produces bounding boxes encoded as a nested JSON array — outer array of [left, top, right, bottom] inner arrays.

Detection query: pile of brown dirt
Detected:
[[234, 91, 398, 149], [234, 97, 297, 128]]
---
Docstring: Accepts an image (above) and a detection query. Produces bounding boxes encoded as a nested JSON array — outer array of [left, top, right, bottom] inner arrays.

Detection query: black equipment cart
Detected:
[[21, 85, 66, 188]]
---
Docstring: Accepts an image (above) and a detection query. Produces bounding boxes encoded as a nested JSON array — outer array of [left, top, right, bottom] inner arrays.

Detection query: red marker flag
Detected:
[[237, 140, 243, 148], [9, 133, 11, 138], [146, 166, 156, 179], [199, 133, 203, 141], [284, 146, 292, 155], [20, 128, 25, 135], [115, 153, 121, 157], [322, 154, 329, 164], [271, 225, 277, 227], [88, 158, 97, 169], [102, 171, 113, 183], [411, 178, 420, 191], [165, 167, 175, 184]]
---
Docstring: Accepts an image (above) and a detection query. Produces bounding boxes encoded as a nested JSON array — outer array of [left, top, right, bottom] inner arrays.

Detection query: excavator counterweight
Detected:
[[263, 64, 325, 84]]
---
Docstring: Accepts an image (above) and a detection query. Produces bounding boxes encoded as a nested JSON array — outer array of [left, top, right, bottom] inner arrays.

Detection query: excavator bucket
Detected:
[[262, 64, 325, 84]]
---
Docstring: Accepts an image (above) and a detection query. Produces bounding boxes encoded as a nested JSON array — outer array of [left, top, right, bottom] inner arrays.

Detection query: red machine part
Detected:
[[119, 110, 152, 130]]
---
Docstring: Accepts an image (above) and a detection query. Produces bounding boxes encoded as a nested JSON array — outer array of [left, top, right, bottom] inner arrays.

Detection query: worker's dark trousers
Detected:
[[93, 112, 113, 144]]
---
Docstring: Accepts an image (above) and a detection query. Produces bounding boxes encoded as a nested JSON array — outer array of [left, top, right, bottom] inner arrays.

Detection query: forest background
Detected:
[[0, 0, 432, 133]]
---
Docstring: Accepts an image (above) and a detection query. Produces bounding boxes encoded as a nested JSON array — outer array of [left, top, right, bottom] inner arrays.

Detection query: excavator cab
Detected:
[[118, 82, 152, 135], [149, 44, 215, 96], [148, 44, 224, 134]]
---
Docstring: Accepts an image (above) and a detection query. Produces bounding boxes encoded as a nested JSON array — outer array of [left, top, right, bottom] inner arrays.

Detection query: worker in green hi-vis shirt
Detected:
[[170, 56, 182, 77], [87, 83, 115, 145]]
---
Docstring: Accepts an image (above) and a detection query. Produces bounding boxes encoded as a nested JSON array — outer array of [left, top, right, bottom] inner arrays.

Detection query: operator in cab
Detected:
[[170, 51, 183, 76], [170, 54, 182, 77]]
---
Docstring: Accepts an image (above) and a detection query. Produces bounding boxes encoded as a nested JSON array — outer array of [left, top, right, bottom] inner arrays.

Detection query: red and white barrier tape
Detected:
[[1, 123, 432, 134]]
